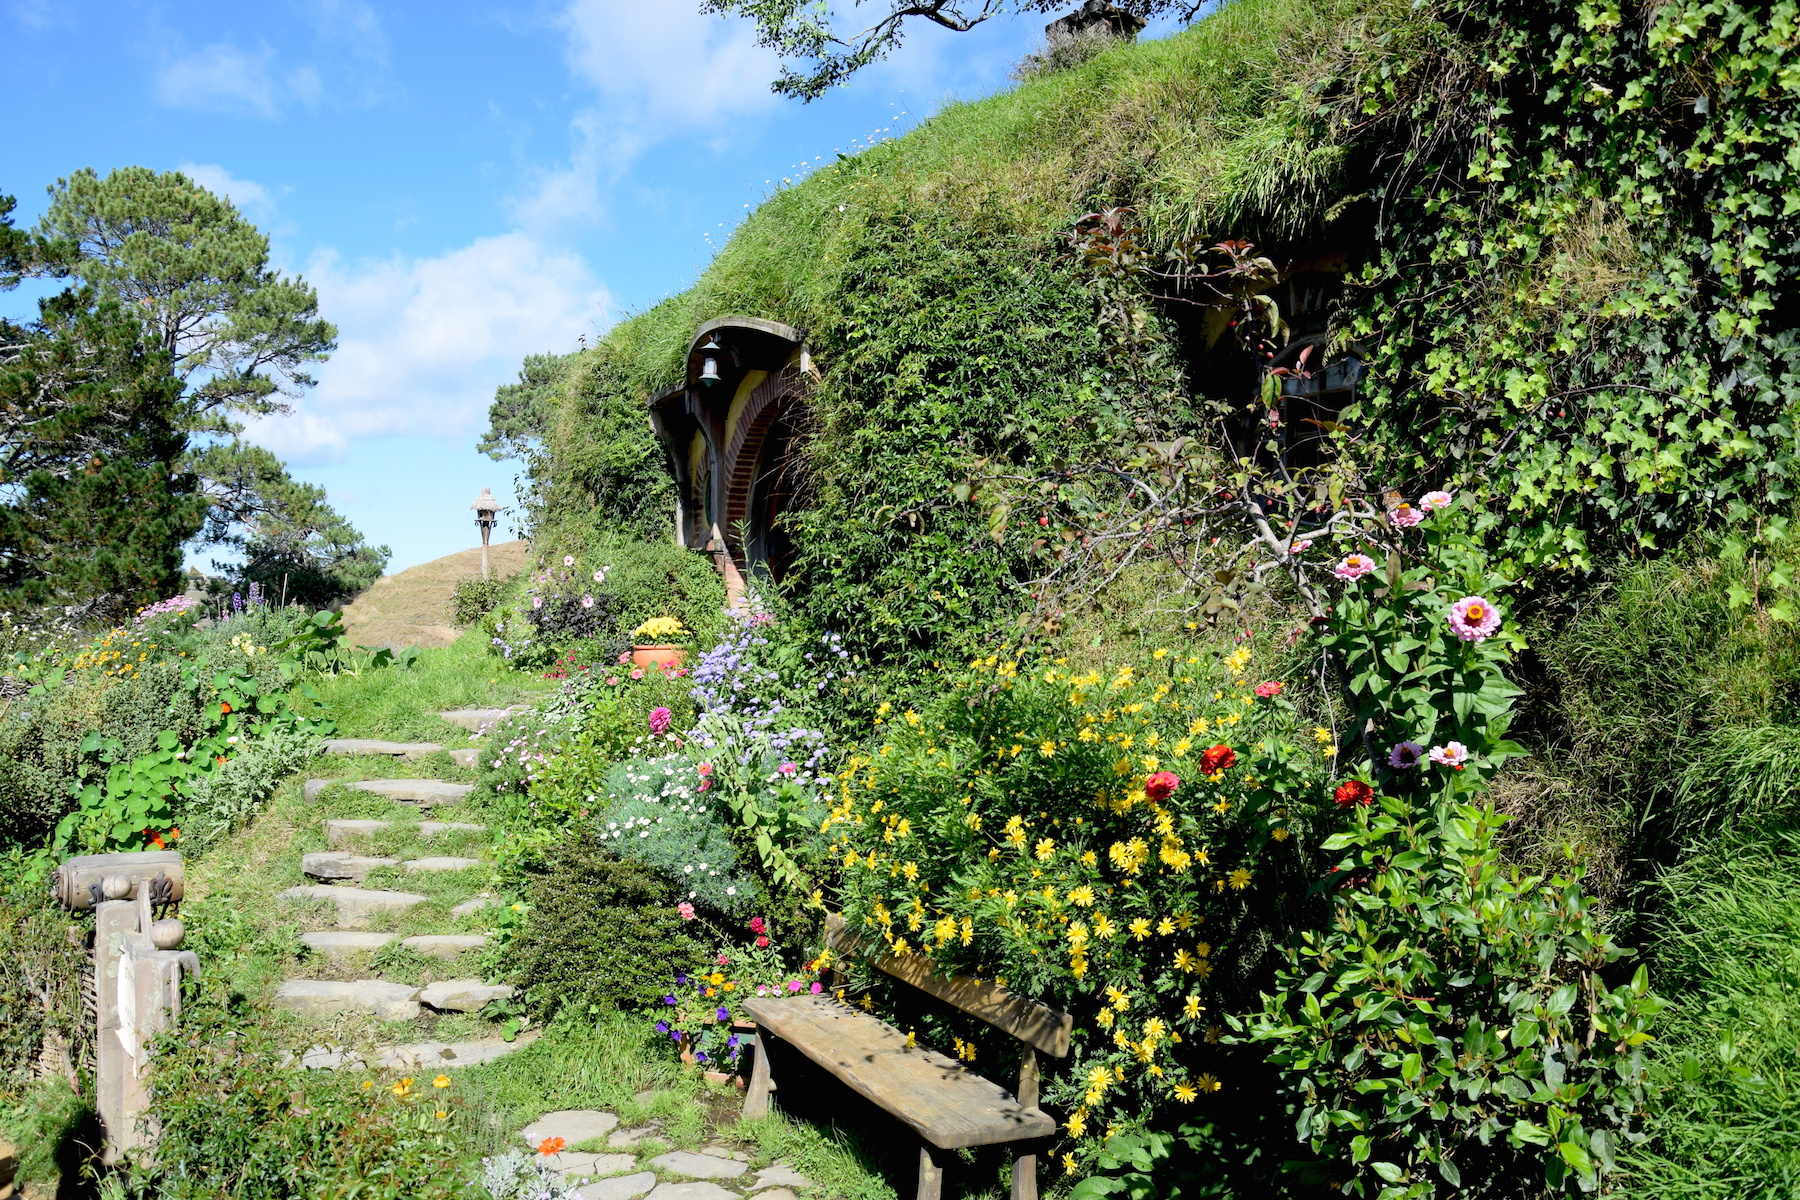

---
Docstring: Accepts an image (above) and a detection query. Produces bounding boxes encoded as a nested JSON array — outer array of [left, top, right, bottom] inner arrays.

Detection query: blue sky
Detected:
[[1, 0, 1072, 572]]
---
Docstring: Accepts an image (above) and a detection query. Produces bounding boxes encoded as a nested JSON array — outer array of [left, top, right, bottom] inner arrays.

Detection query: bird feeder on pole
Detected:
[[471, 488, 502, 579]]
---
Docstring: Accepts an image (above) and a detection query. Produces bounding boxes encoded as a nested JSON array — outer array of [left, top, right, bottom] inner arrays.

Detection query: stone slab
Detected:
[[557, 1152, 637, 1180], [449, 747, 481, 768], [644, 1184, 738, 1200], [323, 739, 444, 759], [273, 979, 420, 1021], [402, 935, 489, 960], [300, 931, 397, 957], [607, 1126, 657, 1149], [451, 897, 496, 918], [297, 1029, 540, 1070], [402, 855, 482, 872], [419, 979, 511, 1012], [753, 1164, 812, 1190], [438, 706, 527, 731], [753, 1190, 802, 1200], [277, 885, 427, 927], [576, 1173, 657, 1200], [324, 818, 486, 848], [344, 779, 473, 807], [422, 821, 486, 837], [302, 851, 400, 882], [521, 1110, 619, 1149], [648, 1151, 747, 1181]]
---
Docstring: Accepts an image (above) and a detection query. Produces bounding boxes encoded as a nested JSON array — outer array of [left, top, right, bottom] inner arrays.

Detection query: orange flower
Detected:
[[537, 1136, 566, 1156], [220, 701, 232, 714]]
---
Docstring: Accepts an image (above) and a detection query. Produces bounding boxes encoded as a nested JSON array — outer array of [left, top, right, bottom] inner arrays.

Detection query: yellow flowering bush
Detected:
[[826, 644, 1332, 1159]]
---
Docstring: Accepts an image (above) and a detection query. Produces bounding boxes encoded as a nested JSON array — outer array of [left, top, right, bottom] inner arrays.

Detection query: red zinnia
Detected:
[[1254, 681, 1283, 698], [1333, 779, 1374, 808], [1144, 771, 1180, 803], [1199, 745, 1236, 775]]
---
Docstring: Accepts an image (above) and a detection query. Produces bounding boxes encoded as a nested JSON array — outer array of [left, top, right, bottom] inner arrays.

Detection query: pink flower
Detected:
[[749, 916, 766, 934], [1334, 554, 1376, 581], [649, 706, 672, 734], [717, 953, 729, 965], [581, 595, 594, 608], [677, 902, 697, 920], [593, 569, 606, 582], [778, 762, 797, 776], [531, 596, 543, 609], [1389, 503, 1423, 528], [1291, 539, 1312, 554], [630, 668, 644, 680], [756, 936, 770, 948], [1429, 742, 1470, 770], [1420, 490, 1454, 511], [618, 652, 631, 664], [1254, 681, 1283, 698], [1447, 596, 1503, 642], [564, 555, 575, 566], [1144, 771, 1180, 803], [787, 980, 803, 993], [810, 982, 823, 994], [698, 762, 713, 776], [1388, 740, 1424, 769], [605, 676, 618, 686]]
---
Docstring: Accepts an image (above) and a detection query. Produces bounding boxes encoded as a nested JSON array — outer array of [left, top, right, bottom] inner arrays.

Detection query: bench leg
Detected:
[[916, 1143, 944, 1200], [743, 1026, 772, 1119], [1011, 1144, 1038, 1200]]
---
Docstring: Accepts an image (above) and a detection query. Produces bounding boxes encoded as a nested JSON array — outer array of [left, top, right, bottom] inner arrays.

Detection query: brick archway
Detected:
[[721, 365, 806, 572]]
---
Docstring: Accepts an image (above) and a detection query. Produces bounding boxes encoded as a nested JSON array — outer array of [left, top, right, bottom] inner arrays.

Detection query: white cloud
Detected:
[[154, 40, 285, 118], [151, 3, 392, 119], [247, 233, 610, 463], [177, 162, 284, 222], [506, 0, 785, 231]]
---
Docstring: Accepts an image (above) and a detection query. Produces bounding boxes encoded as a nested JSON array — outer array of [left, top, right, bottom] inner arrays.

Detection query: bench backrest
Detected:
[[823, 913, 1072, 1058]]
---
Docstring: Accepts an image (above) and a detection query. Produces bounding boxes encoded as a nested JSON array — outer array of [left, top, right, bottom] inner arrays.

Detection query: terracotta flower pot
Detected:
[[632, 645, 687, 669], [678, 1032, 697, 1065]]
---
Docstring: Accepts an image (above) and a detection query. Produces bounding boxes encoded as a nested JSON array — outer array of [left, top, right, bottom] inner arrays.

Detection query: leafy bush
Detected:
[[595, 752, 761, 914], [829, 642, 1322, 1156], [449, 574, 510, 627], [502, 831, 701, 1021], [1244, 797, 1662, 1197], [175, 720, 323, 849], [0, 895, 89, 1096]]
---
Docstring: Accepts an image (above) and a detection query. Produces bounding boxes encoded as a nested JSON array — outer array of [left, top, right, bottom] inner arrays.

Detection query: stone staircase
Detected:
[[519, 1107, 815, 1200], [270, 716, 526, 1071]]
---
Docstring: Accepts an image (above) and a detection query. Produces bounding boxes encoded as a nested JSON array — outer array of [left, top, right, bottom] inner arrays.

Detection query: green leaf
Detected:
[[1370, 1161, 1404, 1183]]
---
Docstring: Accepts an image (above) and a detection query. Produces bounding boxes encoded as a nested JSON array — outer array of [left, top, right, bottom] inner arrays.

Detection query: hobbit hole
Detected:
[[649, 316, 815, 598]]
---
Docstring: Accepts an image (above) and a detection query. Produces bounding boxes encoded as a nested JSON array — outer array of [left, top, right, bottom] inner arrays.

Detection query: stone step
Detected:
[[324, 818, 486, 848], [305, 778, 473, 806], [297, 1028, 541, 1070], [403, 934, 489, 959], [438, 706, 528, 732], [302, 852, 400, 882], [301, 931, 397, 956], [274, 979, 420, 1020], [278, 885, 427, 927], [402, 856, 482, 873], [322, 738, 443, 760], [451, 896, 497, 918], [449, 747, 481, 769], [420, 978, 512, 1011]]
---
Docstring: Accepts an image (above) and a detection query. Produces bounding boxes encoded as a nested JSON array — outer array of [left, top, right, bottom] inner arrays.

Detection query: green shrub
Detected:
[[1625, 822, 1800, 1196], [448, 574, 510, 627], [502, 831, 701, 1021], [1244, 797, 1662, 1197], [0, 896, 89, 1097], [173, 720, 323, 849]]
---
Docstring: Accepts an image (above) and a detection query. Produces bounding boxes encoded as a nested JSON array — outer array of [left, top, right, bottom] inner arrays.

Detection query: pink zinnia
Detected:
[[618, 651, 631, 664], [1291, 539, 1312, 554], [1254, 681, 1283, 698], [1389, 503, 1423, 528], [1144, 771, 1180, 803], [1420, 490, 1454, 511], [605, 676, 618, 686], [1429, 742, 1470, 770], [1447, 596, 1502, 642], [677, 902, 696, 920], [1388, 741, 1424, 769], [649, 707, 672, 734], [1334, 554, 1376, 581], [778, 762, 797, 776]]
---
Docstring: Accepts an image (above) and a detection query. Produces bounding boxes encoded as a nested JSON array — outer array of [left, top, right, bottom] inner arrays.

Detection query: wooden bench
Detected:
[[742, 914, 1071, 1200]]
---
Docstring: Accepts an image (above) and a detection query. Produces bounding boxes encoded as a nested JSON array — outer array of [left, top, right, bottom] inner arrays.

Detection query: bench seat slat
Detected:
[[744, 994, 1057, 1150]]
